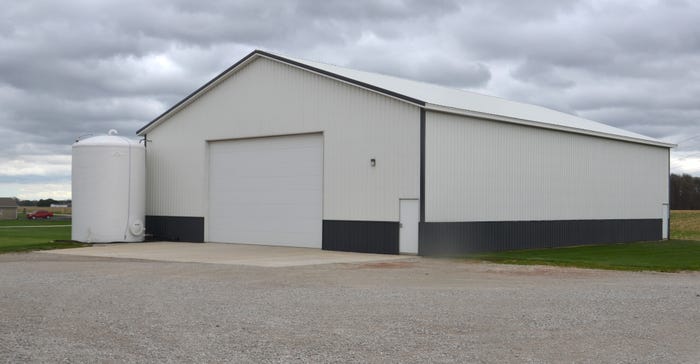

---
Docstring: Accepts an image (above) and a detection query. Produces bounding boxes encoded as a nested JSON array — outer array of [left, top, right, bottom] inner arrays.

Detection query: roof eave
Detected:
[[137, 50, 262, 136], [137, 49, 426, 136], [136, 50, 675, 149], [425, 103, 677, 148], [256, 51, 425, 107]]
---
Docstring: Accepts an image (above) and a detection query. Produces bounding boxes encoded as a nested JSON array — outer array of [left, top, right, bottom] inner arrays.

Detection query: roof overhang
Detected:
[[137, 50, 676, 149], [137, 50, 425, 136], [137, 50, 260, 135], [425, 103, 677, 148]]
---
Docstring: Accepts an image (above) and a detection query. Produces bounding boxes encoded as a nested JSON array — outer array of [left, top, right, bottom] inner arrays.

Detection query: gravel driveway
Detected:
[[1, 252, 699, 363]]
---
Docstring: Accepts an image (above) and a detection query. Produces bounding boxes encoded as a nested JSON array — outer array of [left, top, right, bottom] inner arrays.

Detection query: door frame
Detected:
[[204, 132, 324, 246], [662, 203, 669, 240], [399, 198, 420, 254]]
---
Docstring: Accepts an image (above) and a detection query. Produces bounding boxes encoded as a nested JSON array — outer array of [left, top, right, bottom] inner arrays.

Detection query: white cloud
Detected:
[[0, 182, 71, 200], [0, 155, 70, 177], [671, 151, 700, 176], [0, 154, 71, 199]]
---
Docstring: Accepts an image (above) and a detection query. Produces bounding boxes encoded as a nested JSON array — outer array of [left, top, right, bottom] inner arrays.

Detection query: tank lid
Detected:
[[73, 130, 143, 148]]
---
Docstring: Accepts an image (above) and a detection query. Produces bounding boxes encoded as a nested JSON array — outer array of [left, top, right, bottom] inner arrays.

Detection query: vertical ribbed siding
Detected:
[[419, 219, 662, 255], [322, 220, 399, 254], [425, 111, 669, 222], [145, 57, 420, 225], [145, 216, 204, 242], [144, 131, 205, 217]]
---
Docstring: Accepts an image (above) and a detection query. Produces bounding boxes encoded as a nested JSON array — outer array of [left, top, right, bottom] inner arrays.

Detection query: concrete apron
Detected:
[[43, 242, 410, 267]]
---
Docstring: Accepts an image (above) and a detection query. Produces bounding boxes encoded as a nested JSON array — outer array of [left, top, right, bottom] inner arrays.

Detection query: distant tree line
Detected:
[[670, 174, 700, 210], [14, 198, 71, 207]]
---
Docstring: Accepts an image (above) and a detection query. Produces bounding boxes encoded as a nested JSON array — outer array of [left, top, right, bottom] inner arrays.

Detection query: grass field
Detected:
[[0, 219, 73, 227], [0, 219, 86, 253], [470, 210, 700, 272], [472, 240, 700, 272], [18, 206, 72, 216], [670, 210, 700, 240]]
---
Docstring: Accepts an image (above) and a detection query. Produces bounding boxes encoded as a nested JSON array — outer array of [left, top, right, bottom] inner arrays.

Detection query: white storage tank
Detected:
[[72, 130, 145, 242]]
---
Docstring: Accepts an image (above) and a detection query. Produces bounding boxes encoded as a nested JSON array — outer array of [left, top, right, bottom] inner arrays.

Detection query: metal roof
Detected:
[[138, 50, 674, 148], [0, 198, 18, 208]]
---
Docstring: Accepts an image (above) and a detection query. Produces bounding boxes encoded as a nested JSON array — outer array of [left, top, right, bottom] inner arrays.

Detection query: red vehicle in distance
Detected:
[[27, 210, 54, 220]]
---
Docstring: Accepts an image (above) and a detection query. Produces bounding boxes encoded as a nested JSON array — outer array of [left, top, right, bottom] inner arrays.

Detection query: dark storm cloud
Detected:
[[348, 54, 491, 88], [440, 0, 700, 156], [0, 0, 463, 163], [0, 2, 456, 125], [1, 0, 699, 197], [510, 60, 575, 88]]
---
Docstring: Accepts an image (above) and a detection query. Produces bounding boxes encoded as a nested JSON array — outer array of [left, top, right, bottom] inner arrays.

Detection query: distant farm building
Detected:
[[0, 198, 18, 220]]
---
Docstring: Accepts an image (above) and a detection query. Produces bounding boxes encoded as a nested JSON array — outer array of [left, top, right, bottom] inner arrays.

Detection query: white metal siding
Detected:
[[145, 57, 420, 229], [425, 111, 669, 222], [208, 134, 323, 247]]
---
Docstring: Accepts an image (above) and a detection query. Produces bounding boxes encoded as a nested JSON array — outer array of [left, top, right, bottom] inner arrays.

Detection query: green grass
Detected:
[[0, 219, 71, 227], [470, 240, 700, 272], [671, 210, 700, 240], [463, 210, 700, 272], [0, 219, 87, 253]]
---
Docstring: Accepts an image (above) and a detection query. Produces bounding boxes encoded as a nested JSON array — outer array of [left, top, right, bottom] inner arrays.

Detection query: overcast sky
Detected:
[[1, 0, 699, 200]]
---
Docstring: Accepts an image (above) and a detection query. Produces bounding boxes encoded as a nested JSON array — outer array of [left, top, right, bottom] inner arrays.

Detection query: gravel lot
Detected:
[[1, 252, 699, 363]]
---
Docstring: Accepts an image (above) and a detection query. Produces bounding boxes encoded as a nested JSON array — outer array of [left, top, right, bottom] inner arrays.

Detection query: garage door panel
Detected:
[[208, 134, 323, 248], [223, 192, 322, 205], [227, 216, 321, 232], [224, 177, 322, 193], [230, 161, 321, 177], [220, 162, 321, 178], [223, 231, 321, 246], [224, 204, 321, 221], [218, 186, 321, 204]]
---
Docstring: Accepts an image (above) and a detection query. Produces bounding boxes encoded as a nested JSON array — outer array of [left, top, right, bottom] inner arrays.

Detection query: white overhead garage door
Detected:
[[208, 134, 323, 248]]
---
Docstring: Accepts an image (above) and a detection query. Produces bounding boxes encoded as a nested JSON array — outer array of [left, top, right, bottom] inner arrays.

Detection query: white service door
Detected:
[[399, 199, 420, 254], [208, 134, 323, 248]]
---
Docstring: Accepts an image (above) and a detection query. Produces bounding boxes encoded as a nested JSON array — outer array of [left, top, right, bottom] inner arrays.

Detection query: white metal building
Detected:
[[137, 50, 674, 255]]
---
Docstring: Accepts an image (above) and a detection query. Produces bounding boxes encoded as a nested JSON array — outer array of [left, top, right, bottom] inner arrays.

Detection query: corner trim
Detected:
[[667, 148, 671, 239], [420, 108, 426, 223]]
